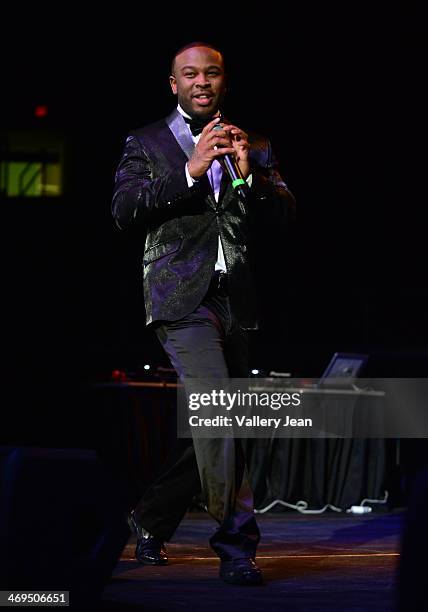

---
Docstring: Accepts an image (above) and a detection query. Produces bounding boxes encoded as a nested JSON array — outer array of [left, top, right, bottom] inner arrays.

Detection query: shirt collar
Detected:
[[177, 104, 192, 120], [176, 104, 221, 141], [177, 104, 221, 122], [177, 104, 198, 141]]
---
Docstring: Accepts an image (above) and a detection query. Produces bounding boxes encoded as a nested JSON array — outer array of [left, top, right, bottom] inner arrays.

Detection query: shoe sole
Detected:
[[220, 573, 263, 586], [136, 557, 169, 566]]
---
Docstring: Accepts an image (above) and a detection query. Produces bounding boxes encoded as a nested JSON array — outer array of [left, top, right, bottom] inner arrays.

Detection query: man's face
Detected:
[[170, 46, 226, 119]]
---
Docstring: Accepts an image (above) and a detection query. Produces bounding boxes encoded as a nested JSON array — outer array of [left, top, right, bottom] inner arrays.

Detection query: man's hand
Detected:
[[187, 117, 236, 179], [222, 124, 251, 179]]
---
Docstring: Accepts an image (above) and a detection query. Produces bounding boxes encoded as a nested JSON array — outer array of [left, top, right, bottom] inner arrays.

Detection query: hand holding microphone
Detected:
[[214, 121, 250, 202], [187, 117, 236, 179], [187, 116, 250, 202]]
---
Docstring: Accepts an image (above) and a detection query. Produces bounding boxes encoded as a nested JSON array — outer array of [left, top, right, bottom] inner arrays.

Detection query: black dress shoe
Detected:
[[219, 557, 263, 585], [127, 510, 168, 566]]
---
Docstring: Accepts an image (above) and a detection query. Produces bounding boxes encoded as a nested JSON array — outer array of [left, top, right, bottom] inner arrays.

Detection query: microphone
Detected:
[[213, 119, 249, 203]]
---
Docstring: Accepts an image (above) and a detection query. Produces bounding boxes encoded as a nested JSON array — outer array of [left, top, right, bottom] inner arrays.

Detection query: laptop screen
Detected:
[[317, 352, 369, 388]]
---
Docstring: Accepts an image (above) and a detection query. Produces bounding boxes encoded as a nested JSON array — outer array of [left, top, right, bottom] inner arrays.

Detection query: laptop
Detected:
[[317, 352, 369, 389]]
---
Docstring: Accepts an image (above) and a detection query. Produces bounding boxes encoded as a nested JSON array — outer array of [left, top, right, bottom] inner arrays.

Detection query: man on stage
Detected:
[[112, 41, 295, 585]]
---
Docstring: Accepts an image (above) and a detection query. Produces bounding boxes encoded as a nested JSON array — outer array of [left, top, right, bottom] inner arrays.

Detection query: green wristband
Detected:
[[232, 178, 246, 188]]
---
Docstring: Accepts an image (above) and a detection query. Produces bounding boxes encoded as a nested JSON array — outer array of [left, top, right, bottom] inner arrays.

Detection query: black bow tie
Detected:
[[182, 115, 213, 137]]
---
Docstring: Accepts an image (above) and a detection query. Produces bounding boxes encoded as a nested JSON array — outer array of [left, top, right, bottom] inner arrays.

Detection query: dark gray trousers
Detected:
[[133, 293, 260, 561]]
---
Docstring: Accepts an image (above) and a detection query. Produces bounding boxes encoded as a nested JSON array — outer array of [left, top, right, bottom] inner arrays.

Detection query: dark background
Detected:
[[0, 7, 426, 444]]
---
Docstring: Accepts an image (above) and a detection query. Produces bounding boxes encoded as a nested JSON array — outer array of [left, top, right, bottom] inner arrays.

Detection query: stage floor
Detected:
[[101, 511, 403, 611]]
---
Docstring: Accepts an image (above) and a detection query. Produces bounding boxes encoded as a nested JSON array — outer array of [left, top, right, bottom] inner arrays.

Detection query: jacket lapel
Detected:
[[165, 108, 215, 209], [165, 109, 194, 160]]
